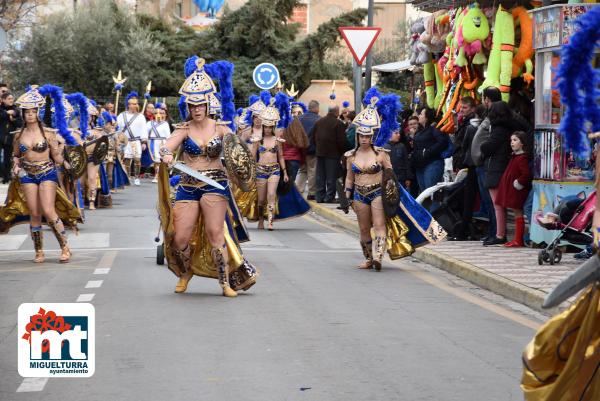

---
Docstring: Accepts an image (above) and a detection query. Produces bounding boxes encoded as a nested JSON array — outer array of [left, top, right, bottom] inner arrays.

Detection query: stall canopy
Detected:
[[372, 59, 416, 73]]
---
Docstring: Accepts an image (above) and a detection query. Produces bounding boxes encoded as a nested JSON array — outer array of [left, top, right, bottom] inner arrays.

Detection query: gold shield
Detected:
[[382, 168, 400, 218], [64, 145, 87, 179], [223, 132, 256, 192], [92, 136, 109, 165]]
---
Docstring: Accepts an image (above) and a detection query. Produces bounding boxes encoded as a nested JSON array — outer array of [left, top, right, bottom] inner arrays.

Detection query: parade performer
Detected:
[[157, 56, 258, 297], [521, 7, 600, 400], [146, 105, 170, 183], [343, 87, 446, 271], [117, 91, 147, 186], [246, 92, 268, 141], [235, 93, 311, 230], [0, 85, 81, 263], [100, 111, 129, 192]]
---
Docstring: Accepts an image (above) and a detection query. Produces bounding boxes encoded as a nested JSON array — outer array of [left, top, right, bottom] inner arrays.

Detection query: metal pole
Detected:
[[353, 60, 362, 113], [364, 0, 375, 90]]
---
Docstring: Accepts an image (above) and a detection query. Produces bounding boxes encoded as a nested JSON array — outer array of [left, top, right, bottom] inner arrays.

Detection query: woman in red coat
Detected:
[[495, 131, 532, 247]]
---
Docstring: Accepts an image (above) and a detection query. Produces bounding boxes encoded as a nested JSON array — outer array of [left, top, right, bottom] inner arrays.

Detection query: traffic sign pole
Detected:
[[353, 60, 362, 113]]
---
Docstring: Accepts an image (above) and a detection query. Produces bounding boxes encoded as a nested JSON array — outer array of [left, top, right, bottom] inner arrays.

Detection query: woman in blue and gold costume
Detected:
[[235, 92, 310, 230], [0, 85, 81, 263], [157, 56, 257, 297], [344, 87, 446, 271]]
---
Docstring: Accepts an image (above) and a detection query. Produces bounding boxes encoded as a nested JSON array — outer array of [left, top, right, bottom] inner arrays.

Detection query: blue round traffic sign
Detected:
[[253, 63, 280, 90]]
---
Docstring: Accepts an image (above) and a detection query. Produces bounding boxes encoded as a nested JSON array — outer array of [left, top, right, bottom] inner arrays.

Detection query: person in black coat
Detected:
[[0, 92, 23, 183], [480, 101, 516, 245], [411, 107, 449, 193], [384, 130, 413, 189]]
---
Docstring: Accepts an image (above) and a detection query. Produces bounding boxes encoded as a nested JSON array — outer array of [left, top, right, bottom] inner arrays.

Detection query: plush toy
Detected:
[[420, 10, 451, 54], [511, 6, 534, 84], [456, 3, 490, 67], [409, 19, 429, 65], [480, 5, 514, 101], [423, 60, 436, 108]]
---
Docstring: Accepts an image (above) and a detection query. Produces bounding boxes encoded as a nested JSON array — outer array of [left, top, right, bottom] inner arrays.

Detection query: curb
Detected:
[[308, 201, 558, 315]]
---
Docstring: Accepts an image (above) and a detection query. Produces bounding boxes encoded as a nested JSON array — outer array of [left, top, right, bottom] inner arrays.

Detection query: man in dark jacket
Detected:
[[296, 100, 320, 200], [311, 105, 346, 203], [384, 130, 412, 190], [0, 92, 23, 183], [452, 96, 475, 171]]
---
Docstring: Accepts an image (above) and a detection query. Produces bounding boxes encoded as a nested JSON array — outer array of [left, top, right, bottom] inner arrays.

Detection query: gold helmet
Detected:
[[16, 85, 45, 109], [179, 58, 217, 105], [259, 98, 280, 127], [351, 97, 381, 136]]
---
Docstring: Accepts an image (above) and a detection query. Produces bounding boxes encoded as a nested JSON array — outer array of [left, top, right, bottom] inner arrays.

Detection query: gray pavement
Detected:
[[0, 181, 544, 400]]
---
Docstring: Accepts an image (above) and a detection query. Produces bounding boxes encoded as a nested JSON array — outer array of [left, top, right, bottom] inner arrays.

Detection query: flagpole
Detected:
[[141, 80, 152, 114]]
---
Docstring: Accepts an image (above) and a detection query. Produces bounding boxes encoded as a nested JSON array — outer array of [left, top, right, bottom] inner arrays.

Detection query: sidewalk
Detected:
[[309, 200, 581, 314]]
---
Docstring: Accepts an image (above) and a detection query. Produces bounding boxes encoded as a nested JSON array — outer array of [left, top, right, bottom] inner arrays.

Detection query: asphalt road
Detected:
[[0, 181, 543, 401]]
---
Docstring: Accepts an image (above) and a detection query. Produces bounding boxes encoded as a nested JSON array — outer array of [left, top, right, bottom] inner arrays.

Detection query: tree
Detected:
[[5, 1, 164, 99], [0, 0, 48, 31]]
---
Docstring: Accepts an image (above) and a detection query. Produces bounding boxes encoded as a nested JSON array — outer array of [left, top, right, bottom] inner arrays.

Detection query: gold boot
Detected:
[[47, 219, 71, 263], [88, 190, 96, 210], [212, 245, 237, 298], [30, 226, 44, 263], [373, 236, 387, 271], [267, 204, 275, 231], [173, 246, 192, 293], [358, 240, 373, 269]]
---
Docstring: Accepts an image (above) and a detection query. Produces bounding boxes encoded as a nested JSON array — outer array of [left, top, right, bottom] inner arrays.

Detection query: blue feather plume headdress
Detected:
[[244, 94, 260, 126], [65, 92, 91, 139], [125, 91, 139, 110], [274, 92, 291, 129], [181, 55, 236, 130], [291, 101, 308, 114], [38, 84, 78, 146], [98, 111, 116, 127], [557, 6, 600, 158], [178, 95, 188, 121], [356, 86, 402, 148]]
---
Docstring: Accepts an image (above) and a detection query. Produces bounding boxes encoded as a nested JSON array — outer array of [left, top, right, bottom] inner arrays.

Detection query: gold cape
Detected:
[[0, 179, 82, 234], [521, 284, 600, 400], [157, 165, 257, 291], [385, 215, 414, 259]]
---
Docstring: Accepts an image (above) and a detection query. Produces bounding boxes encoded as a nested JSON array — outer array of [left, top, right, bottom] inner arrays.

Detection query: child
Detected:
[[494, 131, 533, 247]]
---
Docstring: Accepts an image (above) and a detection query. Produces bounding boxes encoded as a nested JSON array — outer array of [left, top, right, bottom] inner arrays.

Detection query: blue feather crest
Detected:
[[205, 60, 236, 130], [38, 84, 78, 146], [144, 92, 151, 100], [363, 86, 381, 106], [156, 102, 164, 109], [274, 92, 292, 129], [248, 94, 259, 107], [178, 95, 188, 121], [66, 92, 90, 139], [557, 6, 600, 158], [114, 83, 123, 92], [260, 91, 272, 109], [125, 91, 139, 109], [184, 55, 200, 78], [98, 111, 115, 127], [374, 93, 402, 147], [292, 101, 308, 114]]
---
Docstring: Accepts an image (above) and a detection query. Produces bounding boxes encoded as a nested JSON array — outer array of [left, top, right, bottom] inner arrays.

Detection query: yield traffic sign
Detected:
[[338, 27, 382, 66]]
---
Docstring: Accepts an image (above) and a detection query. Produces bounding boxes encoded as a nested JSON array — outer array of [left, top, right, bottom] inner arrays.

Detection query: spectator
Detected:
[[473, 87, 502, 242], [281, 115, 309, 183], [384, 130, 412, 190], [344, 111, 357, 149], [494, 131, 533, 247], [451, 104, 485, 240], [452, 96, 476, 172], [0, 92, 23, 183], [411, 107, 449, 194], [0, 83, 8, 97], [312, 105, 346, 203], [340, 106, 352, 127], [481, 101, 515, 246], [296, 100, 320, 200], [144, 102, 156, 121]]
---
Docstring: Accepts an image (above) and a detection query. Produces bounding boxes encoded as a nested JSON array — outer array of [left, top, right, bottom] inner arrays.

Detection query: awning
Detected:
[[372, 60, 416, 73], [407, 0, 522, 13]]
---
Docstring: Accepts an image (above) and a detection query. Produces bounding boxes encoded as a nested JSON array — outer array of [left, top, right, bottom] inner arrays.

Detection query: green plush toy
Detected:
[[480, 5, 514, 101]]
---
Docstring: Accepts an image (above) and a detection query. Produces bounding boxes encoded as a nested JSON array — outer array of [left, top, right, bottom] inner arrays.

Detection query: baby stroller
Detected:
[[416, 169, 488, 239], [535, 191, 596, 265]]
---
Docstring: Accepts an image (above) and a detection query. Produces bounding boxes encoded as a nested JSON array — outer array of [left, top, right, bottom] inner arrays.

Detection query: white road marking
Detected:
[[306, 232, 357, 249], [0, 246, 155, 254], [93, 268, 110, 275], [76, 293, 95, 302], [85, 280, 103, 289], [66, 233, 110, 249], [16, 377, 48, 392], [0, 234, 27, 250]]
